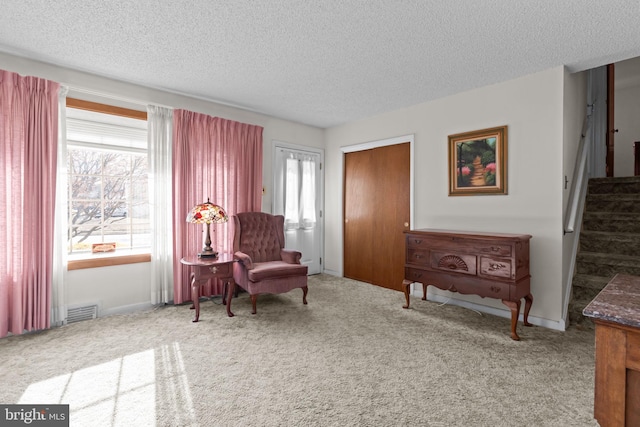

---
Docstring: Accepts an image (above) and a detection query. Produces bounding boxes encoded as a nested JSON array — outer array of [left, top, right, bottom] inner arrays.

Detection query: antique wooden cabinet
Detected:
[[402, 229, 533, 340]]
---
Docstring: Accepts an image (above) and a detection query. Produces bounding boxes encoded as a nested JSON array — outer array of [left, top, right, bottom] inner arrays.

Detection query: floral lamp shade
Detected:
[[186, 198, 228, 258], [186, 199, 229, 225]]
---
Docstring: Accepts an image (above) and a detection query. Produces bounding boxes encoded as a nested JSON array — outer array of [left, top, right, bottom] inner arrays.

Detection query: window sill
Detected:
[[67, 252, 151, 270]]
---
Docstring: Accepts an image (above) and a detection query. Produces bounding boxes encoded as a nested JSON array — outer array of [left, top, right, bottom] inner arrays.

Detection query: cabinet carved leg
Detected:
[[502, 299, 521, 341], [402, 280, 412, 308], [523, 293, 533, 327]]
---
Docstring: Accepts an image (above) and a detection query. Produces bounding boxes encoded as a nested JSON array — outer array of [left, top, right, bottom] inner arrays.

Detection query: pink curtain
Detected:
[[0, 70, 60, 338], [173, 111, 263, 303]]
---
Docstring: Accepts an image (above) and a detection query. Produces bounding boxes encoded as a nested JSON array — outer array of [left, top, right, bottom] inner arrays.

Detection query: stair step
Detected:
[[580, 230, 640, 256], [585, 194, 640, 213], [569, 274, 612, 326], [570, 176, 640, 327], [569, 298, 598, 317], [568, 288, 600, 329], [572, 273, 612, 291], [576, 252, 640, 277], [588, 176, 640, 194], [568, 296, 595, 321], [582, 212, 640, 233], [572, 284, 603, 304]]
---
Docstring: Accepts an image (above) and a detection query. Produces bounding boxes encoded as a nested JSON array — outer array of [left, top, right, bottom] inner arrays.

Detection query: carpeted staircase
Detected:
[[569, 176, 640, 327]]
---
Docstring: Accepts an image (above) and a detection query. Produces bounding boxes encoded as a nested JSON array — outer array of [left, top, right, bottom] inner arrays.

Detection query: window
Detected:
[[284, 154, 317, 229], [66, 101, 150, 258]]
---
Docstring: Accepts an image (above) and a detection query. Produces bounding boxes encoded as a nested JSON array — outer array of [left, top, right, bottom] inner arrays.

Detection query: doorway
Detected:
[[611, 56, 640, 177], [342, 136, 413, 292], [272, 142, 324, 275]]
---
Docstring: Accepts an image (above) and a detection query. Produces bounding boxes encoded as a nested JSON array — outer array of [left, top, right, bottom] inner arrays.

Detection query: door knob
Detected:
[[404, 222, 409, 227]]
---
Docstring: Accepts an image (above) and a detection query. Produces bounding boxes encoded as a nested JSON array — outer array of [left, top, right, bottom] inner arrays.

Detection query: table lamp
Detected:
[[186, 198, 228, 258]]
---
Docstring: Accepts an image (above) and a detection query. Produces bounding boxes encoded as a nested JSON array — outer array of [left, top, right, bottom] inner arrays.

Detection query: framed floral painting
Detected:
[[448, 125, 508, 196]]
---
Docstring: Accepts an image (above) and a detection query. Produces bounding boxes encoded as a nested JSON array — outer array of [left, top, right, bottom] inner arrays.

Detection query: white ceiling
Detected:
[[1, 1, 640, 128]]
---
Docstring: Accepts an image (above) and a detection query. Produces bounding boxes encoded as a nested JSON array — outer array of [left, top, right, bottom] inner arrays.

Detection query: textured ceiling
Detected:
[[1, 1, 640, 128]]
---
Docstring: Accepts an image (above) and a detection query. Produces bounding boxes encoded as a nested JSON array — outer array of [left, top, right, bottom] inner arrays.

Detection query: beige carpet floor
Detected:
[[0, 274, 598, 427]]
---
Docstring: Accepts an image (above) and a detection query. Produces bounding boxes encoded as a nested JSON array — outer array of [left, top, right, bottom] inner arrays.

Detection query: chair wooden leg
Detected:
[[302, 286, 308, 305], [250, 294, 257, 314]]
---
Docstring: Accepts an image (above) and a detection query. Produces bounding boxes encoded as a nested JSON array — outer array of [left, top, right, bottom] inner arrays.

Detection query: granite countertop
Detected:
[[583, 273, 640, 328]]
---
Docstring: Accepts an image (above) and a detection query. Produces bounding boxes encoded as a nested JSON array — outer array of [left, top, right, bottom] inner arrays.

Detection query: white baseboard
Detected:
[[321, 269, 341, 277], [412, 285, 567, 332], [100, 302, 155, 318]]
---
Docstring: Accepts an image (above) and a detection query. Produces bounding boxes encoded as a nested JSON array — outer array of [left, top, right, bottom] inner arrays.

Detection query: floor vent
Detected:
[[67, 304, 98, 324]]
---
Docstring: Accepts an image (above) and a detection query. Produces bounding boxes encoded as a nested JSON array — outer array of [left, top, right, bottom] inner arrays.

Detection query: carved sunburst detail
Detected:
[[438, 255, 468, 271]]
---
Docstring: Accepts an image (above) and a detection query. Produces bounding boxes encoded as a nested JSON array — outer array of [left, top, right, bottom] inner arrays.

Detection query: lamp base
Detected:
[[198, 250, 219, 259]]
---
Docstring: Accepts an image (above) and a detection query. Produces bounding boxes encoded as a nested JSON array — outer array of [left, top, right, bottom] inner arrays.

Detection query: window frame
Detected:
[[66, 98, 151, 270]]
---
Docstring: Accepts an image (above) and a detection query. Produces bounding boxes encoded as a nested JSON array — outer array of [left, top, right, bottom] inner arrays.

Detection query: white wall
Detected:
[[0, 52, 324, 315], [325, 67, 569, 327], [614, 57, 640, 177], [67, 263, 153, 317]]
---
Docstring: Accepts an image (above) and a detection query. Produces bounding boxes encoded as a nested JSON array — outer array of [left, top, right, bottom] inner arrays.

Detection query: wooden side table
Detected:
[[180, 253, 236, 322]]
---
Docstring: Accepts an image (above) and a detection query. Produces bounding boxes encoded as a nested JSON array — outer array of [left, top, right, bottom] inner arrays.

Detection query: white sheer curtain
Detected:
[[281, 151, 317, 230], [148, 105, 174, 304], [51, 86, 69, 326]]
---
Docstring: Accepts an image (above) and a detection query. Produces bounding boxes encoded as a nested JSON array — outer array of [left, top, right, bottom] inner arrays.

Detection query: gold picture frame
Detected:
[[448, 125, 508, 196]]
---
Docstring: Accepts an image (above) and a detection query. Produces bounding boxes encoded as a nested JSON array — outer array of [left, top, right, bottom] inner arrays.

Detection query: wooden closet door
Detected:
[[344, 143, 410, 291], [372, 143, 410, 291], [344, 149, 375, 283]]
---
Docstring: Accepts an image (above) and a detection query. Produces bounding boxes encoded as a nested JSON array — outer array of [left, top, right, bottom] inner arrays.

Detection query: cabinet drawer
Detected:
[[473, 281, 510, 299], [431, 252, 476, 276], [406, 234, 512, 257], [407, 248, 430, 266], [406, 234, 431, 249], [475, 243, 512, 257], [405, 267, 428, 283], [479, 256, 513, 279], [196, 263, 231, 279], [434, 240, 512, 257]]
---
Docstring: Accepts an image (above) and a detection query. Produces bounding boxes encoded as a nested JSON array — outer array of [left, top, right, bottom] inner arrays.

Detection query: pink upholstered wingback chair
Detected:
[[232, 212, 308, 314]]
